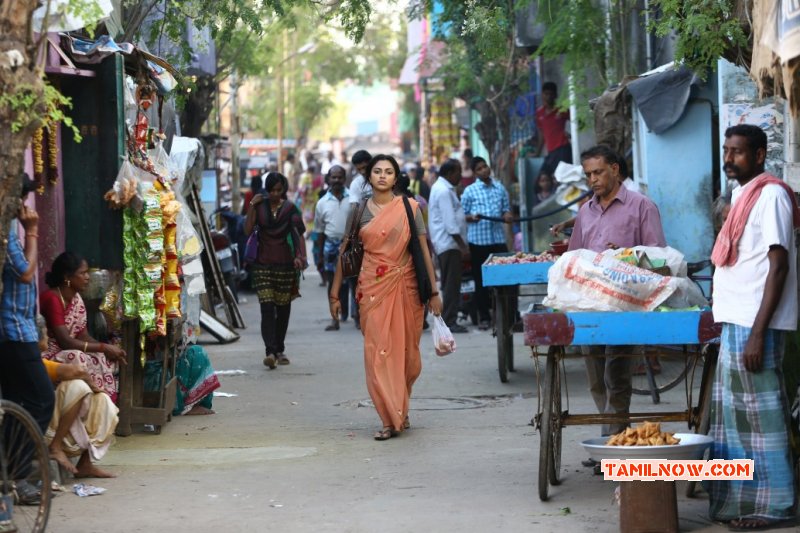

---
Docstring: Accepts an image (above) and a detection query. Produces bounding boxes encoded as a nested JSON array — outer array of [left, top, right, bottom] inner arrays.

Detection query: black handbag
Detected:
[[339, 199, 367, 279], [402, 196, 433, 304]]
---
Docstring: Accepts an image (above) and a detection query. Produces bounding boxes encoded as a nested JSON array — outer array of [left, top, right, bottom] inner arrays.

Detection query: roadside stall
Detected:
[[40, 36, 212, 435], [520, 247, 720, 509]]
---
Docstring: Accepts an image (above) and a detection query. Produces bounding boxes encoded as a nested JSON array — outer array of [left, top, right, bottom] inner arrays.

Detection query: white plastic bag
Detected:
[[431, 315, 456, 356], [543, 250, 707, 312], [543, 250, 677, 312]]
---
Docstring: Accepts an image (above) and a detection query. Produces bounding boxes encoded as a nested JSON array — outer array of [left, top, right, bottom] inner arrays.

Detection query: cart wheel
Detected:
[[495, 290, 509, 383], [631, 347, 692, 399], [539, 346, 561, 500], [687, 344, 718, 498], [549, 352, 563, 486]]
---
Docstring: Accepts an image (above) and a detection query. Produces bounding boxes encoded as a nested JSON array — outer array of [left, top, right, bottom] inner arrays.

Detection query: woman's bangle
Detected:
[[431, 292, 440, 297], [329, 297, 339, 302], [25, 233, 38, 239]]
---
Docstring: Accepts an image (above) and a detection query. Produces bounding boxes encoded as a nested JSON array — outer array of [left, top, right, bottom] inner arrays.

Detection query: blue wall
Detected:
[[638, 100, 715, 263]]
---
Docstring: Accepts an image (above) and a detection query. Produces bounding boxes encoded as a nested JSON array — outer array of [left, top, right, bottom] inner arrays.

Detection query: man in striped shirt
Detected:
[[461, 157, 513, 330]]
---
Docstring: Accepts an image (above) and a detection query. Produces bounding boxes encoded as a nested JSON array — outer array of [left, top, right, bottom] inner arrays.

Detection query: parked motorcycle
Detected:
[[458, 254, 478, 325], [209, 208, 247, 301]]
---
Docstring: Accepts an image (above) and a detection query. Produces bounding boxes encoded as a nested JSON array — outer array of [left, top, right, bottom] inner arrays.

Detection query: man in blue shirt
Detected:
[[461, 157, 513, 329], [0, 175, 54, 504]]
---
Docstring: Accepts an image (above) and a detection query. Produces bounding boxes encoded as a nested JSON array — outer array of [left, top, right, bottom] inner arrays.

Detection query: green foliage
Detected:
[[134, 0, 375, 71], [434, 0, 525, 104], [242, 2, 406, 142], [648, 0, 748, 77], [0, 82, 81, 141], [43, 83, 82, 141], [64, 0, 106, 37]]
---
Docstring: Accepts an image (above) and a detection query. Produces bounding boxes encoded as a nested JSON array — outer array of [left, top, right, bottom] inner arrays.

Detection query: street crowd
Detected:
[[0, 78, 798, 531]]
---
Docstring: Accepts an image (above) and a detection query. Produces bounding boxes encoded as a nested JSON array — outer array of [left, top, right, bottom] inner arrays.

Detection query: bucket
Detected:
[[619, 481, 678, 533]]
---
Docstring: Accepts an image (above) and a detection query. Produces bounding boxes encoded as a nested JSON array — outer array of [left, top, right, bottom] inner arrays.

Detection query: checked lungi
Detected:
[[707, 323, 796, 522]]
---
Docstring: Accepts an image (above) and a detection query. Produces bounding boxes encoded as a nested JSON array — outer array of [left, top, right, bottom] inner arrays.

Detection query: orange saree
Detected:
[[356, 197, 425, 432]]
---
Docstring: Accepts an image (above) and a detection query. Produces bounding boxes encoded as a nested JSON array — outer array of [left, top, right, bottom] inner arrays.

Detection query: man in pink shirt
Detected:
[[568, 145, 666, 457]]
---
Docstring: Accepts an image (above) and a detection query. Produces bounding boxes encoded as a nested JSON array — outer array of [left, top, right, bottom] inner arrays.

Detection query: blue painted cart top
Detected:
[[482, 253, 552, 286], [523, 310, 720, 346]]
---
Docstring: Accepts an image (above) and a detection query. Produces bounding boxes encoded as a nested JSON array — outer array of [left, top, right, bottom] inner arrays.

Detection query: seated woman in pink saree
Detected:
[[330, 155, 442, 440], [40, 252, 127, 403]]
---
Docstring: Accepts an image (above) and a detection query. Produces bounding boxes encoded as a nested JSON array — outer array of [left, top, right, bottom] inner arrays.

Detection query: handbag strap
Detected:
[[401, 195, 418, 241], [343, 199, 367, 246]]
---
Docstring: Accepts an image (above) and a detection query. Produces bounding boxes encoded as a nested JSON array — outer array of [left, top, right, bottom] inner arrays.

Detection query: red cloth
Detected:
[[242, 190, 255, 215], [535, 106, 570, 153], [39, 289, 66, 327], [711, 172, 800, 267]]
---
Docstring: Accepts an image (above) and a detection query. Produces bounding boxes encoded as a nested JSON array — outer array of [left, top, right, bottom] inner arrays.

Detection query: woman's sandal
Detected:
[[277, 353, 290, 365], [403, 416, 410, 430], [263, 354, 277, 369], [374, 427, 398, 441]]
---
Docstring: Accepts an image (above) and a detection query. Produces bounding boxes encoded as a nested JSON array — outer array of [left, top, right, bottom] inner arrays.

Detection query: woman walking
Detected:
[[329, 155, 442, 440], [244, 172, 307, 369]]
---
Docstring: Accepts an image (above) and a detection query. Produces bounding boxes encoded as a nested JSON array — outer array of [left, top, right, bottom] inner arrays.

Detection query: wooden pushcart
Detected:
[[522, 310, 721, 500]]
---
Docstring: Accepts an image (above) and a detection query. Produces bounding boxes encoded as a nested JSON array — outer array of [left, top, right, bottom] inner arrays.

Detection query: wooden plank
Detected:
[[524, 311, 721, 346], [561, 411, 690, 426]]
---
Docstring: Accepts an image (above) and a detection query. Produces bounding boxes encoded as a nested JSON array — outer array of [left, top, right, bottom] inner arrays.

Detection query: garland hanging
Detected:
[[46, 122, 58, 185], [32, 127, 45, 193]]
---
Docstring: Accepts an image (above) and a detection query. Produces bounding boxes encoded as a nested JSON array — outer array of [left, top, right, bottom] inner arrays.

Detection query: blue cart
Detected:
[[481, 255, 552, 383], [522, 310, 721, 501]]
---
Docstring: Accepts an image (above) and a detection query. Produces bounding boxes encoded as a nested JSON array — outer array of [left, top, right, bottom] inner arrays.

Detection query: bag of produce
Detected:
[[431, 315, 456, 356]]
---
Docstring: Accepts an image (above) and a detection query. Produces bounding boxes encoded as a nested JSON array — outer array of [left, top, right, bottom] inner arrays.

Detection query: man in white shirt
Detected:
[[315, 165, 352, 331], [708, 124, 799, 530], [428, 158, 469, 333], [348, 150, 372, 204]]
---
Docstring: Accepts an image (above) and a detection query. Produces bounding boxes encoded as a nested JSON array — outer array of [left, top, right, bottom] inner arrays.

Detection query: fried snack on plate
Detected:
[[605, 421, 681, 446]]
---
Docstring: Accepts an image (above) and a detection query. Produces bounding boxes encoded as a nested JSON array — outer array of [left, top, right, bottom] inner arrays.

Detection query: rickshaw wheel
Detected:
[[549, 353, 563, 486], [539, 346, 561, 500]]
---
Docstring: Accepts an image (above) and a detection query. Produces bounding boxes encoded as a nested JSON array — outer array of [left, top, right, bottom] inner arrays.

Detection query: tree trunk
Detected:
[[0, 0, 46, 297], [179, 74, 217, 137]]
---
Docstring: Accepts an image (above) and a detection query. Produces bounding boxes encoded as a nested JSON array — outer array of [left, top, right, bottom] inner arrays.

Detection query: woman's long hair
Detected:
[[45, 251, 84, 288]]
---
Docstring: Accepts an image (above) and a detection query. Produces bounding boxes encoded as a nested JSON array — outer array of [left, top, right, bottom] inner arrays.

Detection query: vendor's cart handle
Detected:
[[477, 190, 592, 223]]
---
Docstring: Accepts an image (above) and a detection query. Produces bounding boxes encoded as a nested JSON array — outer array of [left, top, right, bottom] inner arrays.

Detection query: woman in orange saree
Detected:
[[330, 155, 442, 440]]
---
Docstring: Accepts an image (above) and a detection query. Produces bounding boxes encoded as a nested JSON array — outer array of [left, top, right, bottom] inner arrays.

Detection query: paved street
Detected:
[[50, 269, 729, 533]]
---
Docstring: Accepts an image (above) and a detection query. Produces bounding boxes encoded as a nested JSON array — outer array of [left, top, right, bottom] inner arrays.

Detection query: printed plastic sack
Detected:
[[431, 315, 456, 356], [543, 250, 707, 312], [601, 245, 687, 277]]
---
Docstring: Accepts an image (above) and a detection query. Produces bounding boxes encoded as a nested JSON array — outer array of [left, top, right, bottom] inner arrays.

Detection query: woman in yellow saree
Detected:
[[330, 155, 442, 440]]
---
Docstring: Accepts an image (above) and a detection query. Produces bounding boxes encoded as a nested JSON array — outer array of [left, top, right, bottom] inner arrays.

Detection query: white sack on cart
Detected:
[[600, 245, 688, 277], [542, 250, 706, 312]]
